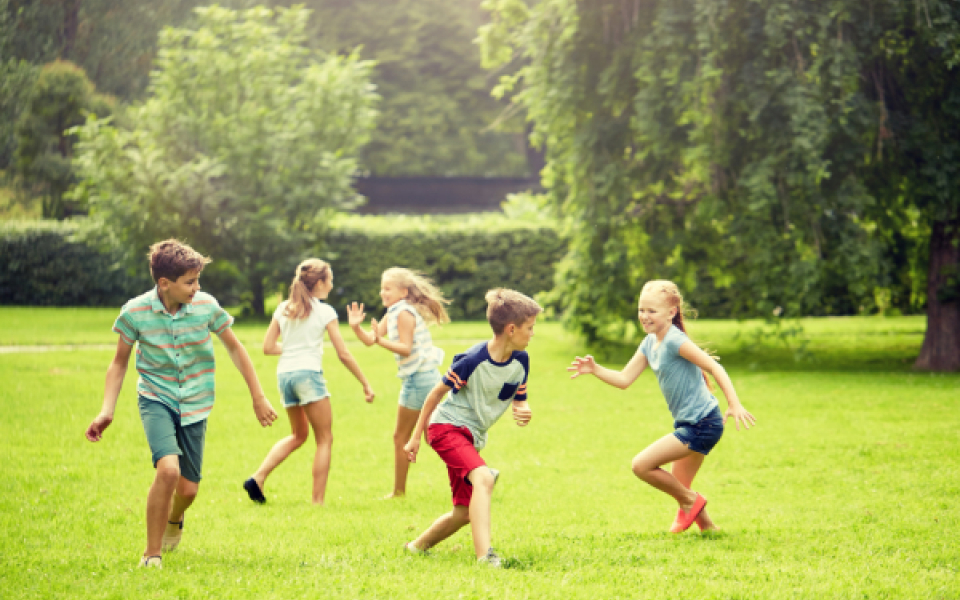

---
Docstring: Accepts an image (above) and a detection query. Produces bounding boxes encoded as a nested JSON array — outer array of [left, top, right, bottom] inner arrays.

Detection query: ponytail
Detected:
[[284, 259, 331, 320], [643, 280, 714, 391]]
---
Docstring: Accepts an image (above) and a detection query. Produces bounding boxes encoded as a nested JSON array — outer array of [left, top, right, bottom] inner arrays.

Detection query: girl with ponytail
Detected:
[[347, 267, 450, 499], [567, 280, 756, 533], [244, 259, 375, 506]]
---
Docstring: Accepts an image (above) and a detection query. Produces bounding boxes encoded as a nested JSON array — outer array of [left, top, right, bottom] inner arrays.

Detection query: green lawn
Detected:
[[0, 309, 957, 599]]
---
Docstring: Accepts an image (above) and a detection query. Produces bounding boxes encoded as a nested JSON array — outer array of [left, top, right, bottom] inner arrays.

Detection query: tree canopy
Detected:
[[480, 0, 960, 369], [70, 5, 378, 315]]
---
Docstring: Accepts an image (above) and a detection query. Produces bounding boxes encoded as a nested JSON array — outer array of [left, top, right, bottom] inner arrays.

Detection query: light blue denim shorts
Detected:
[[398, 370, 441, 410], [277, 370, 330, 408]]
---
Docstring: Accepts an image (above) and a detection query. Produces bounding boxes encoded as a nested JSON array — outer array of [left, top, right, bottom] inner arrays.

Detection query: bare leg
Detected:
[[671, 453, 718, 530], [144, 455, 179, 557], [410, 505, 470, 550], [251, 406, 309, 490], [387, 406, 421, 498], [168, 477, 199, 523], [467, 466, 496, 558], [631, 433, 700, 510], [304, 399, 333, 505]]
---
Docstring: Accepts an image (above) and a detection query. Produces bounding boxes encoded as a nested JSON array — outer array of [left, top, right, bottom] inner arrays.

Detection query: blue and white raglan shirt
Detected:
[[429, 341, 530, 451]]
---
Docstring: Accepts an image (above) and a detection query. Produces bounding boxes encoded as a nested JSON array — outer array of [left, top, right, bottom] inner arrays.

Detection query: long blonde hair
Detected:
[[641, 280, 714, 390], [382, 267, 451, 325], [284, 259, 331, 320]]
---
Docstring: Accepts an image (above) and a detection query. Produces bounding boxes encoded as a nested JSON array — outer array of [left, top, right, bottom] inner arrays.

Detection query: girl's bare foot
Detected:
[[383, 491, 406, 500]]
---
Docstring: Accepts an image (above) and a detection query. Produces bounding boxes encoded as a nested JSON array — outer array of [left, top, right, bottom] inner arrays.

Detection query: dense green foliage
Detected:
[[69, 6, 379, 316], [1, 215, 564, 318], [1, 0, 528, 178], [0, 220, 143, 306], [13, 60, 111, 219], [299, 0, 528, 177], [480, 0, 959, 368], [323, 213, 565, 320], [0, 58, 37, 171]]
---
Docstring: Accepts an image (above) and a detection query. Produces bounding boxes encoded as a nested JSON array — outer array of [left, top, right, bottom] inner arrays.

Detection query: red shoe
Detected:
[[670, 493, 707, 533]]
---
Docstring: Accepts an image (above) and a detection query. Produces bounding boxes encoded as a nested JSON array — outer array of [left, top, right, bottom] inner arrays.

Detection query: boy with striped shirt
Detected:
[[403, 288, 542, 567], [85, 239, 278, 569]]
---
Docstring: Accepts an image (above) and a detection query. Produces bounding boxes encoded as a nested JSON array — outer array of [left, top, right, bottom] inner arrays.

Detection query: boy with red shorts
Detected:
[[403, 288, 541, 567]]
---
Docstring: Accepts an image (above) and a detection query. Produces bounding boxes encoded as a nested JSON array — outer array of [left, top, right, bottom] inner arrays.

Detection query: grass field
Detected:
[[1, 308, 957, 599]]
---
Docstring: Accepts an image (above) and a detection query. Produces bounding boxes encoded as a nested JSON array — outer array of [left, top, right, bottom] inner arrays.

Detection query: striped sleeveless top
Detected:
[[386, 299, 444, 378]]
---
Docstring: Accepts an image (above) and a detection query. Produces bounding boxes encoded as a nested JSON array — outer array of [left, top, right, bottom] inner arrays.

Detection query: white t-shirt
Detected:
[[274, 298, 339, 374]]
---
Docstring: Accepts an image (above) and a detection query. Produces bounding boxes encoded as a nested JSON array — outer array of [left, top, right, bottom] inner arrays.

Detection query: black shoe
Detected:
[[243, 478, 266, 504]]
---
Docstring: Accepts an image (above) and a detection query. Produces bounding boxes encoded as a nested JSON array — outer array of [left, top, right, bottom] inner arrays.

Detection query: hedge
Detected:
[[1, 215, 566, 320], [321, 214, 565, 321]]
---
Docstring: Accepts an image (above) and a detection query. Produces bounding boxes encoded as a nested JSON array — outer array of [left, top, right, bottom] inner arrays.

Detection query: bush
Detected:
[[0, 219, 147, 306], [320, 213, 565, 321], [2, 214, 566, 318]]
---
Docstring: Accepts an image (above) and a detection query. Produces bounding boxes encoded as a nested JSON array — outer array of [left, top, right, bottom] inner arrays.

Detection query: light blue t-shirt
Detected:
[[640, 325, 718, 424], [430, 342, 529, 451]]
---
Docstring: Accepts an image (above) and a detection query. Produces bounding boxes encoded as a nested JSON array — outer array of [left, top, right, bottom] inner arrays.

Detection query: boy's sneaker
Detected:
[[477, 547, 502, 568], [139, 554, 162, 569], [162, 516, 183, 552], [489, 467, 499, 484]]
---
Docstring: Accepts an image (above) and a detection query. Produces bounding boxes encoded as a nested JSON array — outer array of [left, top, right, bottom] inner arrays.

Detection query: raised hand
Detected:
[[567, 355, 598, 379], [347, 302, 367, 327]]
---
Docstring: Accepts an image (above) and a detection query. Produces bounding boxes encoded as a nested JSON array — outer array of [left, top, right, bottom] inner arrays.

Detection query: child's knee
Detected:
[[452, 505, 471, 525], [155, 461, 180, 485], [468, 468, 495, 493], [631, 456, 653, 479]]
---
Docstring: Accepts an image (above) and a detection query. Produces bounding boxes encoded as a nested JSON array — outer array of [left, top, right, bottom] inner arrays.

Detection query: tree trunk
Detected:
[[58, 0, 80, 60], [914, 208, 960, 371], [249, 275, 266, 318]]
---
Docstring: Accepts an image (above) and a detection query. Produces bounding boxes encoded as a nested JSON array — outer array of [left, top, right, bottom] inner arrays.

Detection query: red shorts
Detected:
[[427, 423, 486, 506]]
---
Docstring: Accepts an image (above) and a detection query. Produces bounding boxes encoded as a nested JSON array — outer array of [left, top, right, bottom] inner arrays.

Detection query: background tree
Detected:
[[480, 0, 959, 370], [69, 5, 378, 316], [14, 59, 110, 219]]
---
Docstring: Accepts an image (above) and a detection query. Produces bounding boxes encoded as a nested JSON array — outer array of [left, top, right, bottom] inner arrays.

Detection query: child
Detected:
[[84, 239, 278, 569], [347, 267, 450, 499], [403, 288, 541, 567], [244, 259, 375, 506], [568, 280, 756, 533]]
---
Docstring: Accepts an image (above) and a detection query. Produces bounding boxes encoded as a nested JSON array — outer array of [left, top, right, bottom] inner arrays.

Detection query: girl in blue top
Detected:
[[348, 267, 450, 499], [568, 280, 756, 533]]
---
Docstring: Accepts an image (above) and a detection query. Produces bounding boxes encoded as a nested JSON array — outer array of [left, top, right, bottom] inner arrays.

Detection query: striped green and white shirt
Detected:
[[113, 288, 234, 425]]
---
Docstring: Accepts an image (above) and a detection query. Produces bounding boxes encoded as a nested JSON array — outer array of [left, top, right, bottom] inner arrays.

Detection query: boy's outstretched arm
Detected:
[[86, 337, 134, 442], [218, 328, 278, 427], [403, 382, 451, 463]]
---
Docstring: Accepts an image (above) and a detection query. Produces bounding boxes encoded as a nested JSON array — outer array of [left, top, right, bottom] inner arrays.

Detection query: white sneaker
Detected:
[[404, 541, 428, 555], [489, 468, 500, 484], [139, 555, 162, 569], [477, 548, 502, 568], [162, 516, 183, 552]]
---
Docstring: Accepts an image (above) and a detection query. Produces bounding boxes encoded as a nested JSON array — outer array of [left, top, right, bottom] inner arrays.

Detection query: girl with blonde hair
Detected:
[[244, 259, 375, 506], [348, 267, 450, 498], [568, 280, 756, 532]]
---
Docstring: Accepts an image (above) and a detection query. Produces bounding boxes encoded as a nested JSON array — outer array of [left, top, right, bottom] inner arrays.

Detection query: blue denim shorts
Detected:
[[398, 370, 441, 410], [277, 370, 330, 408], [673, 406, 725, 455]]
